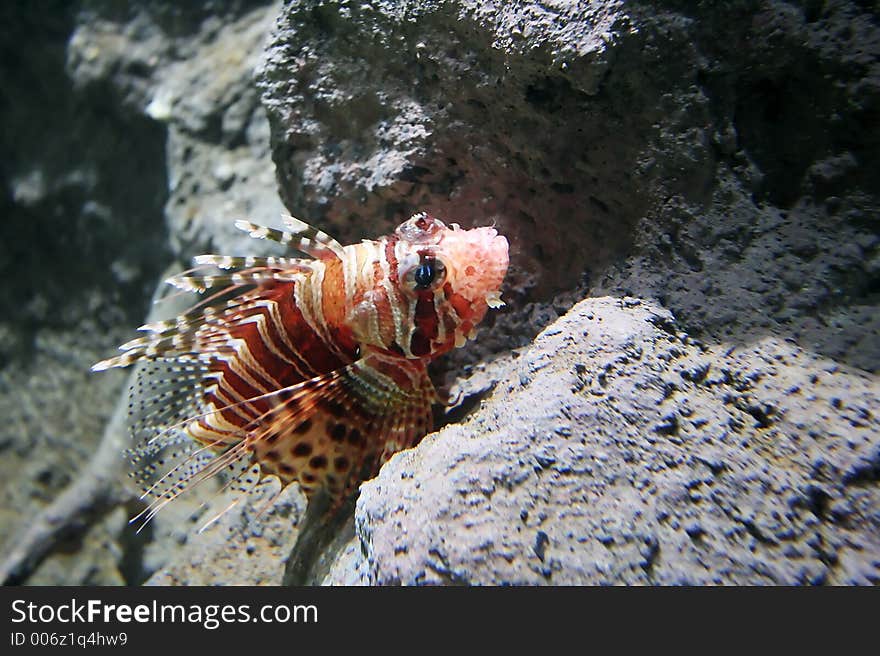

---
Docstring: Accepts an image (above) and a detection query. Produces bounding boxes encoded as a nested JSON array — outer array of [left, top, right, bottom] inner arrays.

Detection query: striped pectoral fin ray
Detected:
[[345, 353, 437, 467], [165, 268, 308, 293], [191, 254, 312, 271], [235, 215, 346, 262], [92, 286, 288, 372], [130, 443, 260, 533], [245, 350, 437, 508]]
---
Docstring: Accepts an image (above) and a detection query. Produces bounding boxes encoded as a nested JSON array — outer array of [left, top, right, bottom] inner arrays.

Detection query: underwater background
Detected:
[[1, 0, 878, 585]]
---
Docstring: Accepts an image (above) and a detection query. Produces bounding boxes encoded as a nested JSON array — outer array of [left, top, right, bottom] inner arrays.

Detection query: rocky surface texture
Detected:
[[1, 0, 877, 585], [352, 297, 879, 584]]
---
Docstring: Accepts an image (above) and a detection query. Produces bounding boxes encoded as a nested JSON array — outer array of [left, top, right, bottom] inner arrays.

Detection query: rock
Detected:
[[0, 2, 168, 584], [256, 0, 643, 302], [67, 1, 286, 261], [339, 297, 879, 584], [145, 483, 307, 586]]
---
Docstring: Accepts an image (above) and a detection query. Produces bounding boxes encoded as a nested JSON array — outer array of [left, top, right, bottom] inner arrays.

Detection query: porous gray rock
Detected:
[[256, 0, 880, 379], [342, 296, 879, 585], [67, 0, 285, 261], [257, 0, 642, 303]]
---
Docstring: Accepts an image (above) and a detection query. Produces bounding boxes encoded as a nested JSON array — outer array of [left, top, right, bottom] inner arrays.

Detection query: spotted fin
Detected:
[[246, 349, 437, 508], [125, 350, 437, 525], [124, 359, 252, 531]]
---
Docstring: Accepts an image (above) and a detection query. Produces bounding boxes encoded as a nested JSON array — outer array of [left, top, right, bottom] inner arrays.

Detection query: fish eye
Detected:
[[414, 263, 435, 287], [408, 256, 446, 291]]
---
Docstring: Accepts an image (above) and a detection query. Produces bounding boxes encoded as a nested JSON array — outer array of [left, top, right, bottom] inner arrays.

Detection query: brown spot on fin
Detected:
[[248, 350, 437, 510]]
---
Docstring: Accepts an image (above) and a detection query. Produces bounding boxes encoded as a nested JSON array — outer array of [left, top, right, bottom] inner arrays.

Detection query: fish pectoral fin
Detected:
[[247, 350, 436, 501], [342, 350, 438, 465], [126, 352, 438, 524]]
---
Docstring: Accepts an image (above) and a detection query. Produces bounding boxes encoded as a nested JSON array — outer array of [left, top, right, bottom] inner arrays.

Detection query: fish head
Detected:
[[392, 212, 509, 358]]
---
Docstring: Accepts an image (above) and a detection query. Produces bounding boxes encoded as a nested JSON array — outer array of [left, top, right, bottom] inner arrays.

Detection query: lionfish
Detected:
[[93, 212, 509, 528]]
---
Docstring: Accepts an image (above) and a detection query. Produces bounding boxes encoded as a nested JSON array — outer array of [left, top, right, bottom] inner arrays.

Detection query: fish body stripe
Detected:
[[385, 236, 419, 357], [199, 278, 357, 440]]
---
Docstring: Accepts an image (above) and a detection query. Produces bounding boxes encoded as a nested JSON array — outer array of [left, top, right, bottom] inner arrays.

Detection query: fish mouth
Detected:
[[478, 229, 510, 292], [430, 222, 510, 317]]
